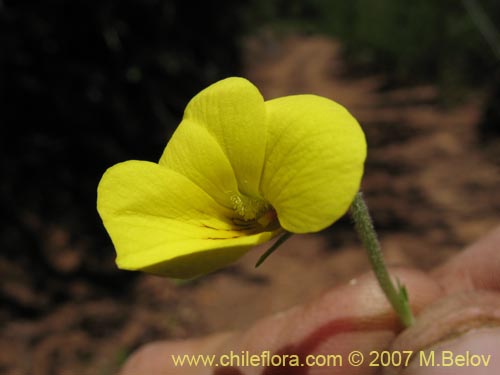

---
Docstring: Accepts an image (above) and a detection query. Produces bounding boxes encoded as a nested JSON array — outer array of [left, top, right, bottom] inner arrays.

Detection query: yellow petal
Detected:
[[159, 118, 238, 209], [97, 161, 279, 278], [162, 77, 267, 199], [260, 95, 366, 233]]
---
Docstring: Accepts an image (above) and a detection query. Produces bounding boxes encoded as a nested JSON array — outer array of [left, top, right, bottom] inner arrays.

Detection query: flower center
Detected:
[[230, 193, 269, 222]]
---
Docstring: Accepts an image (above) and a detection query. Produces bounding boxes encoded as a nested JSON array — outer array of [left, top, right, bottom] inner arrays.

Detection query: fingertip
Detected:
[[386, 291, 500, 375], [120, 333, 233, 375], [432, 225, 500, 294], [402, 327, 500, 374]]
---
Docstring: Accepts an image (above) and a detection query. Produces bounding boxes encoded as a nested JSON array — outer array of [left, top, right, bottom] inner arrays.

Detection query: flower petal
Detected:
[[162, 77, 267, 199], [260, 95, 367, 233], [159, 118, 238, 209], [97, 161, 279, 278]]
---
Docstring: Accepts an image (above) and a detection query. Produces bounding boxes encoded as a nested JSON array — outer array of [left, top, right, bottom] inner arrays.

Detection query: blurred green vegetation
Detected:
[[250, 0, 500, 100]]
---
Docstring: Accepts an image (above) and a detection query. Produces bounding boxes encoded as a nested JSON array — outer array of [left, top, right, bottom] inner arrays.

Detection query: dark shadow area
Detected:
[[0, 0, 250, 318]]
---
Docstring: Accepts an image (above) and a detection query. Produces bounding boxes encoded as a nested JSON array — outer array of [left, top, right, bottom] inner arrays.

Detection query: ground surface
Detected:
[[1, 35, 499, 375]]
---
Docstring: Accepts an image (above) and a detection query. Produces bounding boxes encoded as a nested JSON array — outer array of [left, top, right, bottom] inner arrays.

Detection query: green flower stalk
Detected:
[[350, 192, 415, 327]]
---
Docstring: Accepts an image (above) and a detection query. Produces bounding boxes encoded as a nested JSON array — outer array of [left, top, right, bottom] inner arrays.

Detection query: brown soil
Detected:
[[1, 35, 499, 375]]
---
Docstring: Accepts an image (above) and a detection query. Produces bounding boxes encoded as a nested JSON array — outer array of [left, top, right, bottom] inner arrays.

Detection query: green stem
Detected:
[[255, 231, 293, 267], [349, 192, 414, 327]]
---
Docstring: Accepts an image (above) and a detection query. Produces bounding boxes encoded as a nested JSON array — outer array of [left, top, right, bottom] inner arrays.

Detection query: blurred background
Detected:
[[1, 1, 499, 374]]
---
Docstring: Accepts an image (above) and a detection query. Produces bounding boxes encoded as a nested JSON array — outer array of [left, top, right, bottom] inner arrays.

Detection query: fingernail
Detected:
[[385, 291, 500, 375], [404, 327, 500, 374]]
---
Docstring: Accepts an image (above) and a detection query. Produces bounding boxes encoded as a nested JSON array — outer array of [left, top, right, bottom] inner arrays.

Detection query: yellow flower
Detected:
[[97, 77, 366, 278]]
